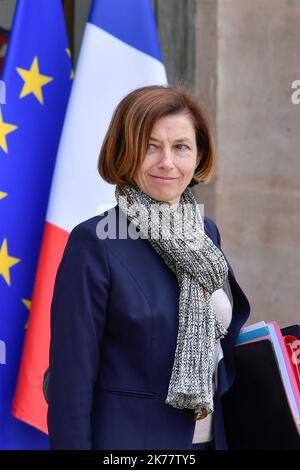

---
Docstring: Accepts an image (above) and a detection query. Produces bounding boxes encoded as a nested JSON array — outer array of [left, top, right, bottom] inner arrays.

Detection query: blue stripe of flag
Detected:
[[88, 0, 163, 63]]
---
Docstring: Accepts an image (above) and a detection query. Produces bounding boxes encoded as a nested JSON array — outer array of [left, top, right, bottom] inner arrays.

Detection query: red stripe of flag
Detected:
[[12, 222, 69, 434]]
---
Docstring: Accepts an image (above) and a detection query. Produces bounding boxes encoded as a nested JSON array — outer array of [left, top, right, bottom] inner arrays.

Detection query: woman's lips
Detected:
[[150, 175, 178, 182]]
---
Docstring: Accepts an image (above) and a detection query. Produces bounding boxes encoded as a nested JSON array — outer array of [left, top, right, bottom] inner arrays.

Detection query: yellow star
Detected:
[[0, 238, 21, 286], [0, 108, 18, 153], [22, 298, 31, 310], [16, 56, 54, 104], [65, 48, 74, 79], [0, 191, 8, 200], [22, 299, 31, 329]]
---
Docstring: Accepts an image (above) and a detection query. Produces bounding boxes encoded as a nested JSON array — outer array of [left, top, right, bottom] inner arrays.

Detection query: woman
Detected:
[[46, 85, 251, 450]]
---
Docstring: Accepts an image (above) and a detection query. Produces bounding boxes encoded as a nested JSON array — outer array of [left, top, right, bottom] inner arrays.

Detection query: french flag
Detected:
[[12, 0, 167, 434]]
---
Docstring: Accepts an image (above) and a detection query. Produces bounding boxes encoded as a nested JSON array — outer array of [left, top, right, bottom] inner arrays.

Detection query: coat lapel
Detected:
[[203, 217, 251, 449]]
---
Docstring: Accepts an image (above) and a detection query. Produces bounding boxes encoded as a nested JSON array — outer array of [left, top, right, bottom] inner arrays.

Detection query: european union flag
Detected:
[[0, 0, 72, 449]]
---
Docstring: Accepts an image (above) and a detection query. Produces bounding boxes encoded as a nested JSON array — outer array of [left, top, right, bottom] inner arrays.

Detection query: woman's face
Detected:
[[134, 113, 200, 207]]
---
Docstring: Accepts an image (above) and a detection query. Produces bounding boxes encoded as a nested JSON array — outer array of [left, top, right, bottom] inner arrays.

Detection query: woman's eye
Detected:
[[147, 143, 156, 150], [176, 144, 189, 150]]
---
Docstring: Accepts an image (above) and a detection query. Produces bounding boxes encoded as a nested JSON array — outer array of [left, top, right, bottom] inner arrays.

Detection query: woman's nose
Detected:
[[158, 146, 174, 168]]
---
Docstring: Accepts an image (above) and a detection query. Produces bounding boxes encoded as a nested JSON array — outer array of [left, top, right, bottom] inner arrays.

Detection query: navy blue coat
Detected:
[[47, 203, 251, 450]]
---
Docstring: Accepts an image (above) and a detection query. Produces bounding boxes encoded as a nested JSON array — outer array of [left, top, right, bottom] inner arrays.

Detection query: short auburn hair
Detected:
[[98, 85, 216, 188]]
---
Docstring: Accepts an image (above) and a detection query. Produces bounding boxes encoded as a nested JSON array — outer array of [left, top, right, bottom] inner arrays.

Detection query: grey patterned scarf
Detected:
[[115, 183, 229, 417]]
